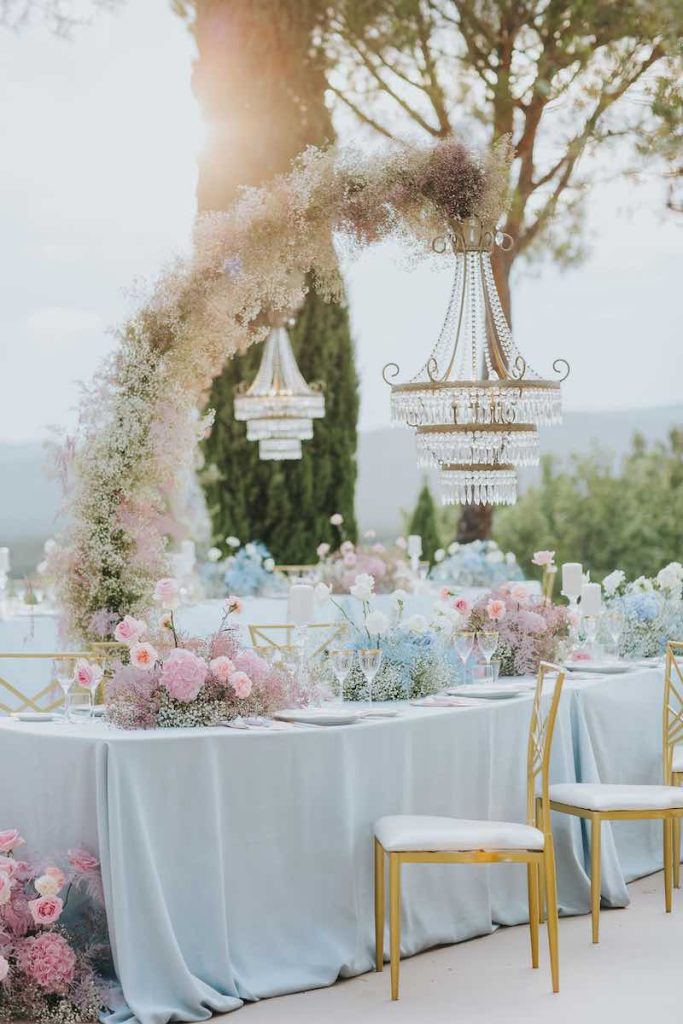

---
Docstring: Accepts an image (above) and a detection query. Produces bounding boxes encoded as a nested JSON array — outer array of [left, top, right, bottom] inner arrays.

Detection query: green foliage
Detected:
[[201, 288, 359, 563], [408, 483, 442, 564], [493, 430, 683, 580]]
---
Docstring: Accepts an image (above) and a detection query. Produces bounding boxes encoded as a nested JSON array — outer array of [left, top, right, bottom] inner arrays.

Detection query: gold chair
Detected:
[[549, 645, 683, 942], [248, 623, 344, 660], [663, 641, 683, 888], [374, 662, 565, 1000], [274, 565, 319, 582], [0, 651, 99, 714]]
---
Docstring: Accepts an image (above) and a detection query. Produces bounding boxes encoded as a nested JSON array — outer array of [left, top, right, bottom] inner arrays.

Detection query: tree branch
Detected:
[[326, 84, 397, 141]]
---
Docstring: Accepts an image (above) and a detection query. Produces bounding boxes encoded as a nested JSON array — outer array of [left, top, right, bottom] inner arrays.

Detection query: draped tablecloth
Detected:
[[0, 665, 666, 1024]]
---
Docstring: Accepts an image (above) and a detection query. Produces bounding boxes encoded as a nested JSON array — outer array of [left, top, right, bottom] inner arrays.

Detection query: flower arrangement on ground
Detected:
[[0, 829, 108, 1024], [317, 515, 414, 595], [602, 562, 683, 659], [429, 540, 523, 589], [105, 581, 298, 729], [200, 538, 285, 598]]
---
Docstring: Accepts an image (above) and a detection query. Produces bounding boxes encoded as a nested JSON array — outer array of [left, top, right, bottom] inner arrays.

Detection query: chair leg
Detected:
[[664, 818, 673, 913], [543, 843, 560, 993], [536, 799, 546, 923], [591, 814, 602, 944], [374, 839, 385, 972], [389, 853, 401, 1000], [527, 863, 540, 968], [673, 816, 681, 890]]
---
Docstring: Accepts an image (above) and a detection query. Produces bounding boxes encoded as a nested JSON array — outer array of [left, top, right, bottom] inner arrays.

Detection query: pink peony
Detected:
[[225, 595, 243, 615], [74, 658, 103, 690], [0, 874, 13, 906], [28, 895, 63, 926], [17, 932, 76, 994], [453, 597, 471, 617], [153, 577, 180, 610], [0, 830, 24, 854], [486, 599, 506, 621], [0, 955, 8, 982], [532, 550, 555, 567], [114, 615, 146, 645], [129, 642, 158, 672], [231, 671, 253, 699], [68, 848, 99, 873], [160, 648, 208, 702], [209, 656, 235, 682]]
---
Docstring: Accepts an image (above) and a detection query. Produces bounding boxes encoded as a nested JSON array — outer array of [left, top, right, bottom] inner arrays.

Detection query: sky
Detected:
[[0, 0, 680, 447]]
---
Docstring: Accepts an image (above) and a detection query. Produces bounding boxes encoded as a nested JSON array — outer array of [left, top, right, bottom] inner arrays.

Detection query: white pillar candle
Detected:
[[581, 582, 602, 616], [288, 582, 315, 628], [561, 562, 583, 600], [407, 535, 422, 558], [0, 548, 9, 572]]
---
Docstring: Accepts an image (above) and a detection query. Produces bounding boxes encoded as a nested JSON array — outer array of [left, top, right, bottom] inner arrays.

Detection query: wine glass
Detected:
[[329, 649, 355, 705], [478, 631, 499, 666], [604, 606, 624, 658], [53, 658, 74, 718], [358, 648, 382, 705], [454, 631, 475, 685]]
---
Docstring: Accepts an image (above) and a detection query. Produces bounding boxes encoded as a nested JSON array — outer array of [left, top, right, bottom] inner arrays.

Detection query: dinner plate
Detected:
[[11, 712, 57, 722], [448, 685, 528, 700], [275, 709, 361, 727], [565, 661, 630, 674]]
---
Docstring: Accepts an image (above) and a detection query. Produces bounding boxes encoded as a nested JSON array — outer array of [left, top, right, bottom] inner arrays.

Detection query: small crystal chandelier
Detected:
[[384, 217, 568, 505], [234, 322, 324, 461]]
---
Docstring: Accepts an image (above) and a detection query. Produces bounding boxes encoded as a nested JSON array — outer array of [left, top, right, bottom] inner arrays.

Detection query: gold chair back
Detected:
[[0, 651, 99, 715], [274, 564, 319, 582], [663, 641, 683, 783], [248, 622, 345, 659], [526, 661, 566, 832]]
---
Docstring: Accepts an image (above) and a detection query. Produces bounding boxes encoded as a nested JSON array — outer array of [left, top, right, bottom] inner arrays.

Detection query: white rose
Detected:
[[602, 569, 625, 596], [34, 874, 60, 897], [225, 536, 240, 548], [330, 513, 344, 526], [264, 558, 275, 572], [632, 575, 653, 593], [350, 573, 375, 601], [43, 538, 58, 555], [405, 613, 429, 634], [36, 560, 48, 575], [434, 548, 445, 563], [207, 546, 222, 563], [314, 582, 331, 605], [364, 529, 377, 540], [391, 589, 410, 605], [448, 542, 460, 555], [316, 542, 330, 559], [365, 610, 390, 635]]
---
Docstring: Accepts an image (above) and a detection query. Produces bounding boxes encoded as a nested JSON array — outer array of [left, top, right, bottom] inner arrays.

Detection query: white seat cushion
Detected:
[[672, 746, 683, 774], [374, 815, 544, 853], [550, 783, 683, 812]]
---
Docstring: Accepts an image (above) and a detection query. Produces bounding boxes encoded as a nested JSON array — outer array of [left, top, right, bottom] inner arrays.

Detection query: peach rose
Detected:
[[225, 595, 243, 615], [231, 671, 253, 699], [68, 848, 99, 873], [129, 642, 158, 672], [34, 873, 62, 898], [113, 615, 146, 645], [486, 599, 507, 621], [0, 830, 24, 853], [209, 656, 235, 682], [28, 895, 63, 926]]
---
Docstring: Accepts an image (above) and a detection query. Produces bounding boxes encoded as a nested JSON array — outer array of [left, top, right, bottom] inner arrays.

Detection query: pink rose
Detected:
[[209, 656, 235, 682], [510, 583, 529, 602], [439, 586, 451, 601], [129, 642, 158, 672], [113, 615, 146, 645], [17, 932, 76, 994], [316, 543, 330, 559], [160, 648, 208, 702], [225, 595, 243, 615], [0, 830, 24, 854], [532, 550, 555, 567], [453, 597, 471, 617], [0, 955, 8, 982], [0, 856, 16, 878], [28, 895, 63, 926], [486, 599, 506, 621], [231, 671, 253, 699], [68, 848, 99, 873], [0, 874, 13, 906], [74, 658, 103, 690], [153, 577, 180, 610]]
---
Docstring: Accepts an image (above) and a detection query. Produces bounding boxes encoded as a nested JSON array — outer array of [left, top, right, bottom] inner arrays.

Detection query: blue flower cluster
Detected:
[[430, 540, 523, 588], [341, 627, 462, 701]]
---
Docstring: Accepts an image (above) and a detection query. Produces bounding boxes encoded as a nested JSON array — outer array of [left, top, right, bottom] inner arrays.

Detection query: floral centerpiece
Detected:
[[317, 515, 414, 595], [429, 539, 523, 588], [105, 579, 298, 729], [602, 562, 683, 658], [0, 829, 108, 1024], [200, 538, 285, 598]]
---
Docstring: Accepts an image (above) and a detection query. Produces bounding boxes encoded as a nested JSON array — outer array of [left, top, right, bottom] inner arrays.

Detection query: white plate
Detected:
[[448, 686, 527, 700], [565, 661, 630, 674], [275, 709, 361, 727], [11, 712, 57, 722]]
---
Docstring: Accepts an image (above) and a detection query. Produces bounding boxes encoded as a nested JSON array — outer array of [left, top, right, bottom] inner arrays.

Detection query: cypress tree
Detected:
[[408, 483, 442, 565]]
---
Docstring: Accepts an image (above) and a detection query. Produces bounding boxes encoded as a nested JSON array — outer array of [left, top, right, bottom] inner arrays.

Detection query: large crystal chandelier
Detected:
[[234, 322, 324, 461], [384, 217, 568, 505]]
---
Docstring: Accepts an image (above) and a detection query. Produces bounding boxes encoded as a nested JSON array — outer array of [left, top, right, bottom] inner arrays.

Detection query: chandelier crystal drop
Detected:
[[234, 323, 324, 462], [384, 217, 567, 505]]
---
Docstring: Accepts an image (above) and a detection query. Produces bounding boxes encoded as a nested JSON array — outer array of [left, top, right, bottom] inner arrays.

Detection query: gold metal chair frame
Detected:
[[549, 640, 683, 944], [274, 564, 319, 579], [664, 641, 683, 889], [375, 661, 565, 1000], [248, 623, 344, 660], [0, 651, 99, 714]]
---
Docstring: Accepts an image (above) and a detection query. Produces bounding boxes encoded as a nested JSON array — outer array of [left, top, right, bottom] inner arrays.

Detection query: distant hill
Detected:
[[1, 404, 681, 574]]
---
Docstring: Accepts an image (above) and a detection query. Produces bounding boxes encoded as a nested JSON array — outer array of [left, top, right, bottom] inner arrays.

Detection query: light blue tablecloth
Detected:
[[0, 666, 667, 1024]]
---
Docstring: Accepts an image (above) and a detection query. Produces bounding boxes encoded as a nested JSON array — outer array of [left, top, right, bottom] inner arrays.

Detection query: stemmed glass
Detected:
[[477, 631, 499, 682], [53, 658, 74, 719], [454, 631, 475, 685], [604, 606, 624, 658], [358, 648, 382, 705], [329, 649, 355, 705]]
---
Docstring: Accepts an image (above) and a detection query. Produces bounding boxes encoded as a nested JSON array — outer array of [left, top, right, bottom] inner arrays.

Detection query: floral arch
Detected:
[[53, 138, 510, 641]]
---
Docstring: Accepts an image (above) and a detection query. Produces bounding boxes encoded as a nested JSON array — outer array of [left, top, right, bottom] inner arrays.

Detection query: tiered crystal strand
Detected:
[[385, 216, 564, 505], [234, 324, 324, 461]]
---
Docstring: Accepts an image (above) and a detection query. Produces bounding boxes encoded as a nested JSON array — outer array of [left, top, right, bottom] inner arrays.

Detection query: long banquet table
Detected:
[[0, 664, 668, 1024]]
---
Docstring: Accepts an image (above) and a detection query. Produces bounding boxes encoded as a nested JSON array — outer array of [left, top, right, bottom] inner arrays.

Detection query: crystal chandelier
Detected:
[[234, 322, 324, 461], [384, 217, 568, 505]]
